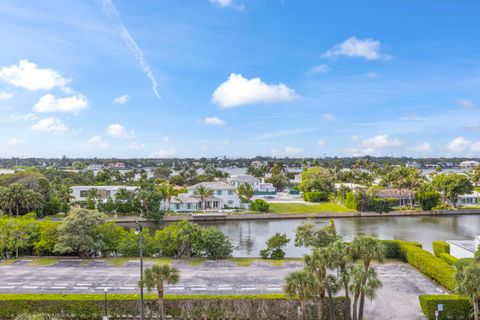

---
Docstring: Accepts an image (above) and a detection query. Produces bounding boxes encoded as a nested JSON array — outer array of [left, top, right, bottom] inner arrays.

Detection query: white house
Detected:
[[460, 160, 480, 168], [456, 191, 480, 206], [228, 174, 260, 188], [447, 236, 480, 259], [162, 181, 242, 212], [71, 186, 137, 202]]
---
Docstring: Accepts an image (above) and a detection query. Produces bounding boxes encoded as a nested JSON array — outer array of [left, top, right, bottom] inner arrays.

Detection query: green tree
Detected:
[[456, 261, 480, 320], [154, 220, 203, 258], [193, 185, 213, 211], [195, 226, 233, 259], [34, 220, 60, 255], [157, 182, 178, 212], [284, 270, 317, 320], [54, 208, 106, 258], [415, 191, 441, 211], [351, 235, 385, 320], [299, 167, 335, 193], [140, 264, 180, 320], [267, 173, 289, 191], [294, 220, 339, 249], [260, 232, 290, 259], [431, 173, 474, 206], [238, 183, 255, 203], [350, 265, 382, 320], [118, 227, 155, 257]]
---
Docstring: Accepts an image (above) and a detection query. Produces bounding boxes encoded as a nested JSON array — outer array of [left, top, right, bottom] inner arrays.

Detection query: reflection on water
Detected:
[[121, 215, 480, 258], [203, 215, 480, 257]]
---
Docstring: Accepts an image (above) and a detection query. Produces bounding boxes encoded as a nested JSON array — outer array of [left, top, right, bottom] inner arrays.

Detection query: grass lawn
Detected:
[[227, 258, 301, 267], [268, 202, 355, 214]]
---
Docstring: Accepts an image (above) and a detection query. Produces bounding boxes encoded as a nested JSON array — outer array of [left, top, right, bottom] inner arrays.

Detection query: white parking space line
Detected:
[[168, 287, 185, 290], [216, 287, 232, 291], [22, 286, 38, 289], [240, 287, 256, 291], [76, 283, 92, 286], [190, 287, 207, 291], [266, 287, 282, 291], [0, 286, 15, 289], [7, 282, 23, 285], [119, 287, 136, 290], [50, 286, 66, 289], [73, 287, 89, 290], [53, 283, 69, 286]]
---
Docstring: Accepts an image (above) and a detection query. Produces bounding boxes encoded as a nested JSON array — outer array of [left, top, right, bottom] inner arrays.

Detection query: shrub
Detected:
[[251, 199, 269, 213], [368, 198, 397, 213], [344, 192, 357, 210], [399, 242, 456, 291], [303, 191, 329, 202], [194, 226, 233, 259], [381, 240, 403, 259], [419, 295, 471, 320], [455, 258, 475, 270], [415, 191, 441, 211], [432, 241, 450, 256], [438, 253, 458, 266], [260, 233, 290, 260]]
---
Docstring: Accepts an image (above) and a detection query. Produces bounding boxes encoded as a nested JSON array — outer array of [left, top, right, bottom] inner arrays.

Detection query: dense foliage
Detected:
[[303, 191, 329, 202], [250, 199, 270, 213], [432, 241, 450, 257], [419, 295, 471, 320], [260, 233, 290, 259], [415, 191, 441, 211]]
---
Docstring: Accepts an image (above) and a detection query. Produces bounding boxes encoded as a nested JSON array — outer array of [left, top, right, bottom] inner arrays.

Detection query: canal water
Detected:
[[201, 215, 480, 257]]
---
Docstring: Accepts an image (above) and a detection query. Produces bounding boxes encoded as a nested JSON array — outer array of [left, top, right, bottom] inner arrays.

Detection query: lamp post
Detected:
[[103, 288, 108, 320], [135, 221, 144, 320]]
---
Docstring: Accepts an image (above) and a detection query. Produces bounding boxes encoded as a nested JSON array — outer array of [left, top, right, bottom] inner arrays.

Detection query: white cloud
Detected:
[[209, 0, 244, 10], [445, 136, 471, 153], [317, 139, 326, 146], [150, 149, 176, 158], [411, 142, 432, 153], [113, 94, 129, 104], [33, 94, 88, 114], [100, 0, 159, 98], [212, 73, 295, 108], [4, 138, 25, 146], [10, 113, 37, 121], [88, 136, 108, 149], [31, 117, 68, 135], [306, 64, 330, 75], [129, 142, 145, 150], [457, 99, 475, 109], [285, 146, 303, 156], [347, 134, 403, 156], [322, 37, 389, 60], [471, 142, 480, 153], [0, 59, 69, 90], [0, 91, 14, 100], [204, 116, 226, 126], [322, 113, 336, 121], [106, 123, 135, 138]]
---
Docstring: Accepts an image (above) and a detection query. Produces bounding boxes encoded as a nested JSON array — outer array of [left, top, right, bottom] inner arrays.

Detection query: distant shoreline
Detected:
[[113, 208, 480, 223]]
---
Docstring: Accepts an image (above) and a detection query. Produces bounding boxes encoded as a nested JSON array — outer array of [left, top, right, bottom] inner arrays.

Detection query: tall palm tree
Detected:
[[304, 247, 330, 320], [22, 190, 44, 213], [194, 185, 213, 211], [157, 182, 178, 212], [284, 270, 317, 320], [456, 262, 480, 320], [238, 183, 255, 204], [15, 313, 60, 320], [350, 265, 382, 320], [5, 183, 27, 217], [351, 235, 385, 320], [139, 264, 180, 320]]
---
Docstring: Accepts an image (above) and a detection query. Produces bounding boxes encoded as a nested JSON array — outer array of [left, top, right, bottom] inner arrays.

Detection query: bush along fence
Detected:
[[0, 294, 348, 320]]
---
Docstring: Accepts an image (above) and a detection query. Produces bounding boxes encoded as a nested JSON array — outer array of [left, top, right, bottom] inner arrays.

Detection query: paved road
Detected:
[[0, 260, 447, 319]]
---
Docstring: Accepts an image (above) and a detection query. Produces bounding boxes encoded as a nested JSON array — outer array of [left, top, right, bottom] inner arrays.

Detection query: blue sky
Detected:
[[0, 0, 479, 158]]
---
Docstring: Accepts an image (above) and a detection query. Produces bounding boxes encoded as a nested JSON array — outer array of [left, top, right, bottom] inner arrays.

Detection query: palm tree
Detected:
[[350, 265, 382, 320], [194, 184, 213, 211], [284, 270, 317, 320], [15, 314, 60, 320], [304, 247, 330, 320], [351, 235, 385, 320], [139, 264, 180, 320], [456, 262, 480, 320], [5, 183, 27, 216], [157, 182, 178, 212], [22, 190, 44, 213], [238, 183, 255, 204]]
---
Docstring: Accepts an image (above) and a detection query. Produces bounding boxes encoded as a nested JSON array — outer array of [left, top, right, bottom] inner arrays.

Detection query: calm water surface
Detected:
[[200, 215, 480, 257]]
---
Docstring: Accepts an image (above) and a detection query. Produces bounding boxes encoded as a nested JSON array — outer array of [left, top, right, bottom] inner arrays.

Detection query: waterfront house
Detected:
[[456, 191, 480, 206], [459, 160, 480, 168], [71, 185, 137, 202], [228, 174, 260, 188]]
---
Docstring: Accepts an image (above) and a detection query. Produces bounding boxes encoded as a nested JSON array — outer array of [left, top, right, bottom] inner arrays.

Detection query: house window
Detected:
[[187, 203, 191, 209], [228, 200, 234, 205], [228, 190, 233, 195], [80, 190, 88, 197], [176, 204, 180, 210], [217, 190, 222, 195]]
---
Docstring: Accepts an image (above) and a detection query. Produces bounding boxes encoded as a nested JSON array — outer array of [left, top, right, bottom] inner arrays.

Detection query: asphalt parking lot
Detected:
[[0, 260, 446, 319]]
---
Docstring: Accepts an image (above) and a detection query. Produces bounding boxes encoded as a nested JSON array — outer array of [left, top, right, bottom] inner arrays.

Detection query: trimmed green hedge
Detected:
[[0, 294, 348, 320], [380, 240, 421, 259], [400, 242, 456, 291], [303, 191, 329, 202], [432, 241, 450, 256], [419, 295, 471, 320], [438, 253, 458, 266]]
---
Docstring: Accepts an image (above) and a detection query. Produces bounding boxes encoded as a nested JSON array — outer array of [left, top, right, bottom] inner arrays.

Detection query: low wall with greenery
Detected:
[[0, 294, 348, 320], [432, 241, 450, 256], [419, 295, 471, 320]]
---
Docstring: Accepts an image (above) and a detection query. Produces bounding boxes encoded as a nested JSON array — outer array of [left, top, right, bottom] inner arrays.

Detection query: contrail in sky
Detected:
[[100, 0, 160, 98]]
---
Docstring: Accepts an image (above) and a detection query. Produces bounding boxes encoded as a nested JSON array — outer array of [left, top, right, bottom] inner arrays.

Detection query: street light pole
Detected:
[[135, 221, 144, 320], [103, 288, 108, 320]]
